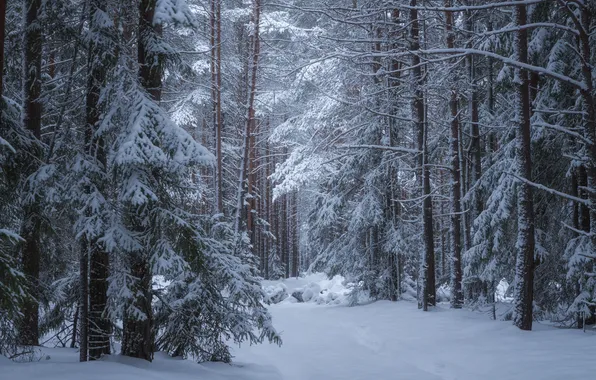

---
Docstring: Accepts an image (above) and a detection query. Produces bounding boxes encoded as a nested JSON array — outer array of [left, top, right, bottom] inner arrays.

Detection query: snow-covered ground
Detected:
[[235, 300, 595, 380], [3, 275, 595, 380]]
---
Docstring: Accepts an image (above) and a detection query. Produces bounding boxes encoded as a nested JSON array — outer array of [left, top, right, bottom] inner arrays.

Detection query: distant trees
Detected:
[[270, 0, 596, 330]]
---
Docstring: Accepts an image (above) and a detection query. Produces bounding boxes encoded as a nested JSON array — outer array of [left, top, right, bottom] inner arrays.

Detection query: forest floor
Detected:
[[3, 276, 595, 380]]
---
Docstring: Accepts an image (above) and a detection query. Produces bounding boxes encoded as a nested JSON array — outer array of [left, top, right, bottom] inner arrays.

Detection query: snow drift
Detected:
[[263, 273, 355, 305]]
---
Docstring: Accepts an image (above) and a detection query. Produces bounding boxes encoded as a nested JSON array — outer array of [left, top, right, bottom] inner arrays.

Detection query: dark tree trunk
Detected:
[[466, 9, 482, 218], [568, 0, 596, 327], [121, 258, 153, 360], [577, 166, 596, 325], [235, 0, 260, 242], [213, 0, 223, 214], [487, 21, 496, 155], [281, 193, 288, 278], [79, 245, 88, 361], [88, 243, 110, 359], [444, 0, 463, 308], [18, 0, 43, 347], [410, 0, 435, 310], [512, 1, 536, 331], [264, 123, 271, 279], [572, 168, 590, 328], [70, 303, 79, 348], [138, 0, 162, 100], [0, 0, 6, 104], [291, 192, 299, 277], [247, 119, 256, 245], [120, 0, 163, 361], [86, 0, 111, 360]]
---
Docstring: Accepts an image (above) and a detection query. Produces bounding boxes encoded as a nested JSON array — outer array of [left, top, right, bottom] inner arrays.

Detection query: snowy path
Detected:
[[233, 301, 596, 380], [3, 299, 595, 380]]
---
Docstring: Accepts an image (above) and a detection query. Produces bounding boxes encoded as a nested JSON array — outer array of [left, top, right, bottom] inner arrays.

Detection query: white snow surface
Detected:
[[3, 274, 595, 380]]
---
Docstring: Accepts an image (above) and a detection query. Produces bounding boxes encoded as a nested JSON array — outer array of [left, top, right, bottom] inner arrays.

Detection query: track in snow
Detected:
[[232, 301, 596, 380]]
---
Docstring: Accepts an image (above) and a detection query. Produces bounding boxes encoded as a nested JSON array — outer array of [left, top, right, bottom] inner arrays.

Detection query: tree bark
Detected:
[[79, 245, 88, 361], [444, 0, 463, 309], [210, 0, 224, 213], [573, 167, 591, 327], [466, 7, 482, 219], [410, 0, 435, 310], [264, 121, 271, 279], [85, 0, 111, 360], [121, 259, 153, 360], [512, 1, 536, 331], [291, 192, 299, 278], [0, 0, 6, 104], [235, 0, 260, 242], [18, 0, 43, 347], [70, 303, 79, 348], [281, 192, 288, 278], [568, 0, 596, 327], [120, 0, 163, 360]]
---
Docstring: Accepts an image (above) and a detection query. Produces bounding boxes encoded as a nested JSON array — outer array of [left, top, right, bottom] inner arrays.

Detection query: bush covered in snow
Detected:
[[437, 284, 452, 303], [263, 283, 289, 304]]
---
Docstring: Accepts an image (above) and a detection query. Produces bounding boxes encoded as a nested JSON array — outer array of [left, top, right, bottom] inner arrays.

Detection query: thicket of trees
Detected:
[[0, 0, 595, 365], [0, 0, 284, 362], [269, 0, 596, 331]]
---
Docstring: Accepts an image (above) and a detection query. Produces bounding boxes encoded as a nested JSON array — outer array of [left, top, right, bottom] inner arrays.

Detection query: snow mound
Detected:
[[437, 284, 452, 303], [262, 273, 352, 306], [263, 282, 288, 304]]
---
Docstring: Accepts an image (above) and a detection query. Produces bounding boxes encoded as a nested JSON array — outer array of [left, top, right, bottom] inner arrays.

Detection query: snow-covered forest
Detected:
[[1, 0, 595, 378]]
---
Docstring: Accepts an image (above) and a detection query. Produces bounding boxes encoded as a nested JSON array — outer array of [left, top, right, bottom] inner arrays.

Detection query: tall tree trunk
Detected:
[[235, 0, 260, 241], [466, 7, 482, 219], [560, 0, 596, 327], [121, 259, 153, 360], [291, 192, 299, 277], [18, 0, 43, 347], [387, 8, 402, 302], [247, 119, 256, 243], [465, 3, 484, 301], [264, 122, 271, 279], [121, 0, 163, 360], [0, 0, 6, 105], [487, 21, 496, 154], [79, 245, 88, 361], [512, 1, 536, 331], [86, 0, 111, 360], [281, 193, 288, 278], [574, 166, 592, 327], [444, 0, 463, 309], [70, 303, 79, 348], [211, 0, 223, 213], [410, 0, 435, 310]]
